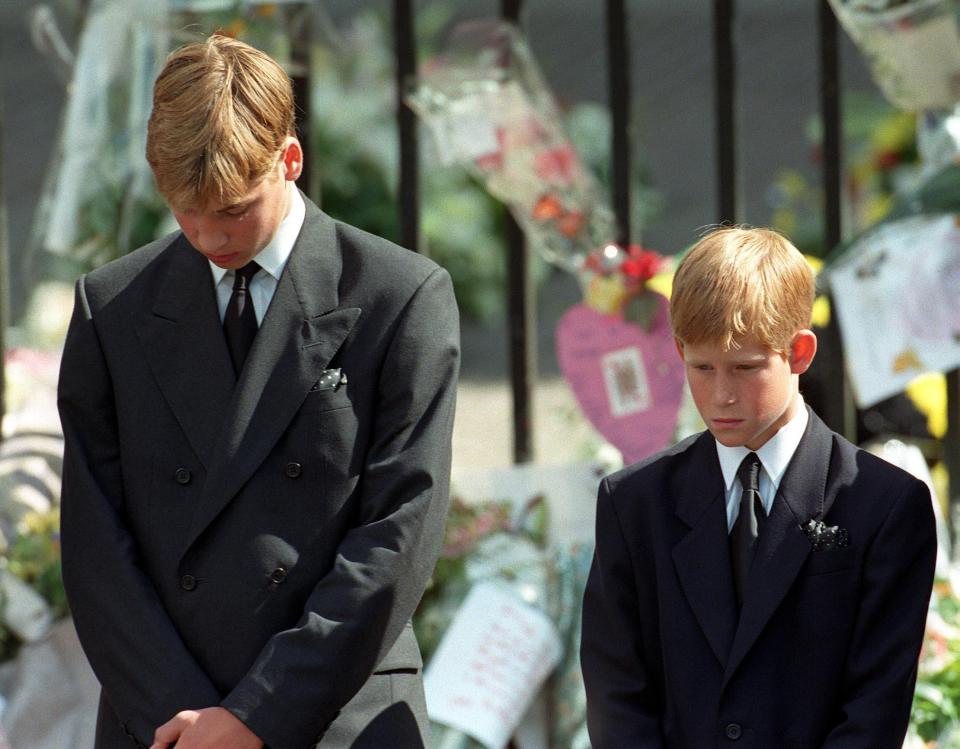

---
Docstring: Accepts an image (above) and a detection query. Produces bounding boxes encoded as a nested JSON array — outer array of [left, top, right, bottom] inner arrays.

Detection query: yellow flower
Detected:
[[906, 372, 946, 439], [646, 270, 673, 300], [771, 208, 798, 236], [869, 111, 915, 153], [811, 296, 831, 328], [778, 170, 808, 200], [17, 509, 59, 538], [864, 194, 895, 225], [585, 275, 627, 314]]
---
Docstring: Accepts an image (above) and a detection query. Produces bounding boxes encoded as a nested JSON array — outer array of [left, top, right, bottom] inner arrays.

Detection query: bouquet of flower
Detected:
[[414, 495, 592, 748], [828, 0, 960, 111], [911, 573, 960, 744], [0, 509, 66, 662], [409, 19, 617, 273], [579, 243, 669, 329]]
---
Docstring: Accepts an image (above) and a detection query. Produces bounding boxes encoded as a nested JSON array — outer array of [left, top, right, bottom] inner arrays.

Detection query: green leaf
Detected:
[[622, 290, 660, 331]]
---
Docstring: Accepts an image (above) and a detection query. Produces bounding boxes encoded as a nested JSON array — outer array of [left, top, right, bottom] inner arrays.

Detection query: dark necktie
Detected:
[[223, 261, 260, 375], [731, 452, 765, 609]]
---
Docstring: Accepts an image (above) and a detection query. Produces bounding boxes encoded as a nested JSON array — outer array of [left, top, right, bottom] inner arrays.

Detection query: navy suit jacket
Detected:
[[57, 196, 460, 749], [581, 407, 936, 748]]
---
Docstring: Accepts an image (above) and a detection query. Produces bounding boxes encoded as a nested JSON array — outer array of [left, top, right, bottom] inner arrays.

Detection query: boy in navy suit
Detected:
[[580, 227, 936, 748]]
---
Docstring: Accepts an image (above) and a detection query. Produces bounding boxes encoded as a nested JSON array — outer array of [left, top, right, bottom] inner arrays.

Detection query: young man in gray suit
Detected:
[[57, 34, 460, 749]]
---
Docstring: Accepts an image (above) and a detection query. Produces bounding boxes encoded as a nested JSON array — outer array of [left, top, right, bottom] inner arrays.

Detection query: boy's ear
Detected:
[[788, 329, 817, 374], [280, 137, 303, 181], [674, 338, 685, 360]]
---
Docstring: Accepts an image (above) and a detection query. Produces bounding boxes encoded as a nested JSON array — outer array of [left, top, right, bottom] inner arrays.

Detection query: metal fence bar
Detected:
[[713, 0, 736, 223], [819, 3, 841, 252], [816, 0, 858, 443], [502, 0, 535, 464], [947, 370, 960, 545], [606, 0, 632, 247], [394, 0, 422, 254], [0, 109, 7, 442], [291, 31, 312, 199]]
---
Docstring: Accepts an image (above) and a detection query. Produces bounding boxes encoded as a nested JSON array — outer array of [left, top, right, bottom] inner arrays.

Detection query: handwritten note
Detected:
[[424, 581, 563, 749], [829, 214, 960, 407]]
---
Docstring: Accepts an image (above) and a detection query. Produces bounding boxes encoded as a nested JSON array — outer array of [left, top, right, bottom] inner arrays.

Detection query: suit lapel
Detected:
[[133, 237, 235, 469], [177, 199, 361, 560], [671, 432, 739, 667], [722, 407, 836, 688]]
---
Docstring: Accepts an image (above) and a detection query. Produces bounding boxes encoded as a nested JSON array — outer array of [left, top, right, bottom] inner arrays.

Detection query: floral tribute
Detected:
[[580, 243, 669, 330], [413, 495, 592, 748], [828, 0, 960, 112], [0, 509, 66, 662], [909, 572, 960, 746], [408, 19, 616, 273]]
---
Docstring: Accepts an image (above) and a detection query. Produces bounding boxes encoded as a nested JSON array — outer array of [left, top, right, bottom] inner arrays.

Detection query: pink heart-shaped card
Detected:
[[556, 295, 685, 463]]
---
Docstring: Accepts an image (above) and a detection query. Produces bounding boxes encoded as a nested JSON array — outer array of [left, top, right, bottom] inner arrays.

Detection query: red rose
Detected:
[[620, 245, 663, 283]]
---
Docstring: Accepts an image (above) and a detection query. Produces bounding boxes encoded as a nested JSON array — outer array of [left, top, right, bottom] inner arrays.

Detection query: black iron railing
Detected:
[[0, 2, 957, 525]]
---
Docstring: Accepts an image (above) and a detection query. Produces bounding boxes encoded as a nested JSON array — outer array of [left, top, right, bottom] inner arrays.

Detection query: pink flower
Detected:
[[534, 144, 579, 184]]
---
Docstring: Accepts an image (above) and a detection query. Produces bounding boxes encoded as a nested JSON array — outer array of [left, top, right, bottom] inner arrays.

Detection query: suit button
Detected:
[[174, 468, 191, 485], [724, 723, 742, 740], [285, 462, 302, 478], [270, 567, 287, 584], [180, 574, 197, 591]]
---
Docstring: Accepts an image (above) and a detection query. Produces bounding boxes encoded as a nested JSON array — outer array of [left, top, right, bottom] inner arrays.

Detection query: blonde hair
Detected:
[[146, 34, 295, 210], [670, 226, 815, 353]]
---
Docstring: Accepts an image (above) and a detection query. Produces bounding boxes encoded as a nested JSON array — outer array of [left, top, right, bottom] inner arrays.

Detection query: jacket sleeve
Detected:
[[822, 477, 936, 748], [580, 477, 665, 748], [58, 277, 223, 747], [220, 266, 460, 749]]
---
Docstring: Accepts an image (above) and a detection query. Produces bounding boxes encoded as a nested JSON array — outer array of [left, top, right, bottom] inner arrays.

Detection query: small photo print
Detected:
[[602, 347, 651, 417]]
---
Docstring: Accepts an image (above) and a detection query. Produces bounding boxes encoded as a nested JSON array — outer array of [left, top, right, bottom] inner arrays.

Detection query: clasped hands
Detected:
[[149, 706, 263, 749]]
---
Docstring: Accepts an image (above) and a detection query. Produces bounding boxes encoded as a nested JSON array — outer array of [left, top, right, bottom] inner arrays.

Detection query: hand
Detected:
[[149, 707, 263, 749]]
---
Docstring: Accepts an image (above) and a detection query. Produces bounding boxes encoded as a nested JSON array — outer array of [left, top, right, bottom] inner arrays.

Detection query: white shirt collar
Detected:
[[715, 395, 809, 493], [208, 184, 306, 285]]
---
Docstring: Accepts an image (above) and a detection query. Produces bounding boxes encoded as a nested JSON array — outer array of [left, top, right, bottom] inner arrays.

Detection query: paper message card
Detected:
[[424, 581, 563, 749], [556, 298, 685, 462], [829, 214, 960, 407], [602, 346, 652, 417]]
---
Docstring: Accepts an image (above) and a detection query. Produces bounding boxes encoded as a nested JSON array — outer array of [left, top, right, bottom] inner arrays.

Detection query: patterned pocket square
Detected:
[[311, 368, 348, 392], [801, 518, 849, 551]]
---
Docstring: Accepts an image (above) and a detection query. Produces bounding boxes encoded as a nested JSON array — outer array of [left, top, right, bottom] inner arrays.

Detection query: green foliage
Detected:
[[768, 92, 918, 257], [0, 509, 67, 662], [414, 496, 548, 662], [7, 510, 67, 621], [914, 644, 960, 742], [912, 581, 960, 743]]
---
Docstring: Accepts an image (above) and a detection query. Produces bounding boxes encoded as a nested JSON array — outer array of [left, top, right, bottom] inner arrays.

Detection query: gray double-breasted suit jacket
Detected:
[[581, 408, 936, 748], [57, 196, 460, 749]]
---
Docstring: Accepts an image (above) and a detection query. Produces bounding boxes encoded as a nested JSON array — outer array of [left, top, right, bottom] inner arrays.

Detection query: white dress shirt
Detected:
[[716, 396, 809, 531], [209, 185, 306, 324]]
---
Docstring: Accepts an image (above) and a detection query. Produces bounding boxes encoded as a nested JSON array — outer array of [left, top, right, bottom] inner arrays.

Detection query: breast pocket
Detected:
[[801, 548, 856, 577], [303, 368, 352, 414], [303, 386, 352, 414], [293, 374, 363, 488]]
